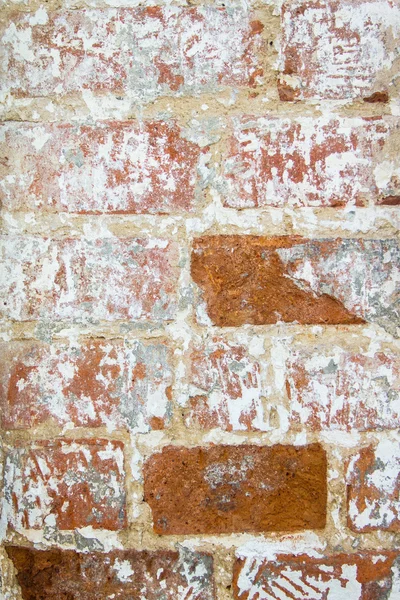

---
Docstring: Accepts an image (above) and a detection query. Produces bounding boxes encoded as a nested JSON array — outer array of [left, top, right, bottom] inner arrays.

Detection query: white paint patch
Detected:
[[235, 558, 362, 600], [236, 532, 325, 560], [29, 7, 48, 26], [187, 337, 273, 432], [113, 558, 134, 582], [286, 347, 400, 432], [222, 116, 394, 209], [1, 7, 264, 104], [281, 1, 400, 99], [347, 436, 400, 530]]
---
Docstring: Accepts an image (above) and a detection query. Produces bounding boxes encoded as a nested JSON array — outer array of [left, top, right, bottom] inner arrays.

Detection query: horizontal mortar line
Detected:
[[0, 322, 392, 337], [0, 322, 396, 339], [0, 102, 394, 122], [1, 427, 395, 446], [0, 2, 278, 10], [1, 218, 399, 239], [0, 324, 173, 337], [3, 536, 398, 556]]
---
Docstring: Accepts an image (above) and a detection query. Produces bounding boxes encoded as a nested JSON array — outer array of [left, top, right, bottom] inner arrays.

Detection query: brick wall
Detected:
[[0, 0, 399, 598]]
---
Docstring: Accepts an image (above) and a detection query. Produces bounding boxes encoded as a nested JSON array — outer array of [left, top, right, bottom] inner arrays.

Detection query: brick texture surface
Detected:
[[1, 0, 399, 597], [4, 439, 126, 531], [0, 237, 179, 322], [5, 546, 215, 600], [1, 7, 265, 101], [0, 339, 173, 432], [279, 0, 400, 101], [346, 440, 400, 532], [186, 338, 280, 432], [222, 116, 398, 208], [286, 348, 400, 431], [191, 236, 399, 334], [143, 444, 327, 534], [0, 121, 207, 214], [233, 552, 400, 599]]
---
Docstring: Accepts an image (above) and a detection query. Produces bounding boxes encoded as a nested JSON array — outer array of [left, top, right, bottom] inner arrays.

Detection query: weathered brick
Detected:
[[279, 0, 400, 101], [0, 121, 207, 214], [143, 444, 327, 534], [222, 116, 398, 208], [0, 339, 173, 432], [1, 7, 264, 101], [0, 236, 178, 322], [346, 439, 400, 532], [191, 236, 399, 335], [6, 546, 215, 600], [233, 552, 400, 599], [4, 439, 126, 531], [186, 338, 275, 432], [286, 348, 400, 431]]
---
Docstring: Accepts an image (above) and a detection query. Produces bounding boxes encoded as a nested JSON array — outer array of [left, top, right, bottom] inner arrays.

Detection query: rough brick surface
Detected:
[[347, 440, 400, 532], [143, 444, 327, 534], [4, 439, 126, 531], [233, 552, 400, 599], [222, 116, 397, 208], [0, 237, 178, 322], [0, 121, 207, 214], [191, 236, 399, 334], [286, 348, 400, 431], [186, 338, 275, 432], [279, 0, 400, 101], [1, 0, 400, 594], [1, 7, 264, 101], [0, 339, 173, 432], [5, 546, 215, 600]]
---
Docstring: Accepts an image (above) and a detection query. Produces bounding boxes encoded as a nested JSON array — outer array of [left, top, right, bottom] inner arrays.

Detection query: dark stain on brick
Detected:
[[363, 91, 389, 103], [377, 195, 400, 206], [5, 546, 215, 600]]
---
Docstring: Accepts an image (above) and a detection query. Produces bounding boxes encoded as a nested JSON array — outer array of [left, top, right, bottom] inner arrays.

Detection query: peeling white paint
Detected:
[[281, 0, 400, 100], [113, 558, 135, 582]]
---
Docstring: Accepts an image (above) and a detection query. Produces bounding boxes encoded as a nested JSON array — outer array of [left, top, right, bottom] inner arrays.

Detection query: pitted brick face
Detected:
[[191, 236, 399, 334], [286, 348, 400, 431], [347, 440, 400, 532], [0, 121, 207, 214], [233, 552, 400, 600], [143, 444, 327, 535], [222, 116, 397, 208], [1, 7, 265, 101], [279, 0, 400, 101], [0, 237, 179, 322], [3, 439, 126, 531], [0, 339, 173, 432], [5, 546, 215, 600]]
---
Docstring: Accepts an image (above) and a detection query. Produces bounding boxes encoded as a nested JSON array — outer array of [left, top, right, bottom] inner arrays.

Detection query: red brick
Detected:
[[191, 236, 399, 335], [223, 116, 396, 208], [4, 439, 126, 531], [187, 338, 274, 432], [346, 440, 400, 532], [279, 0, 400, 101], [1, 7, 264, 101], [286, 348, 400, 431], [233, 552, 400, 599], [0, 236, 178, 322], [0, 121, 207, 214], [143, 444, 327, 534], [6, 546, 215, 600], [0, 339, 172, 432]]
